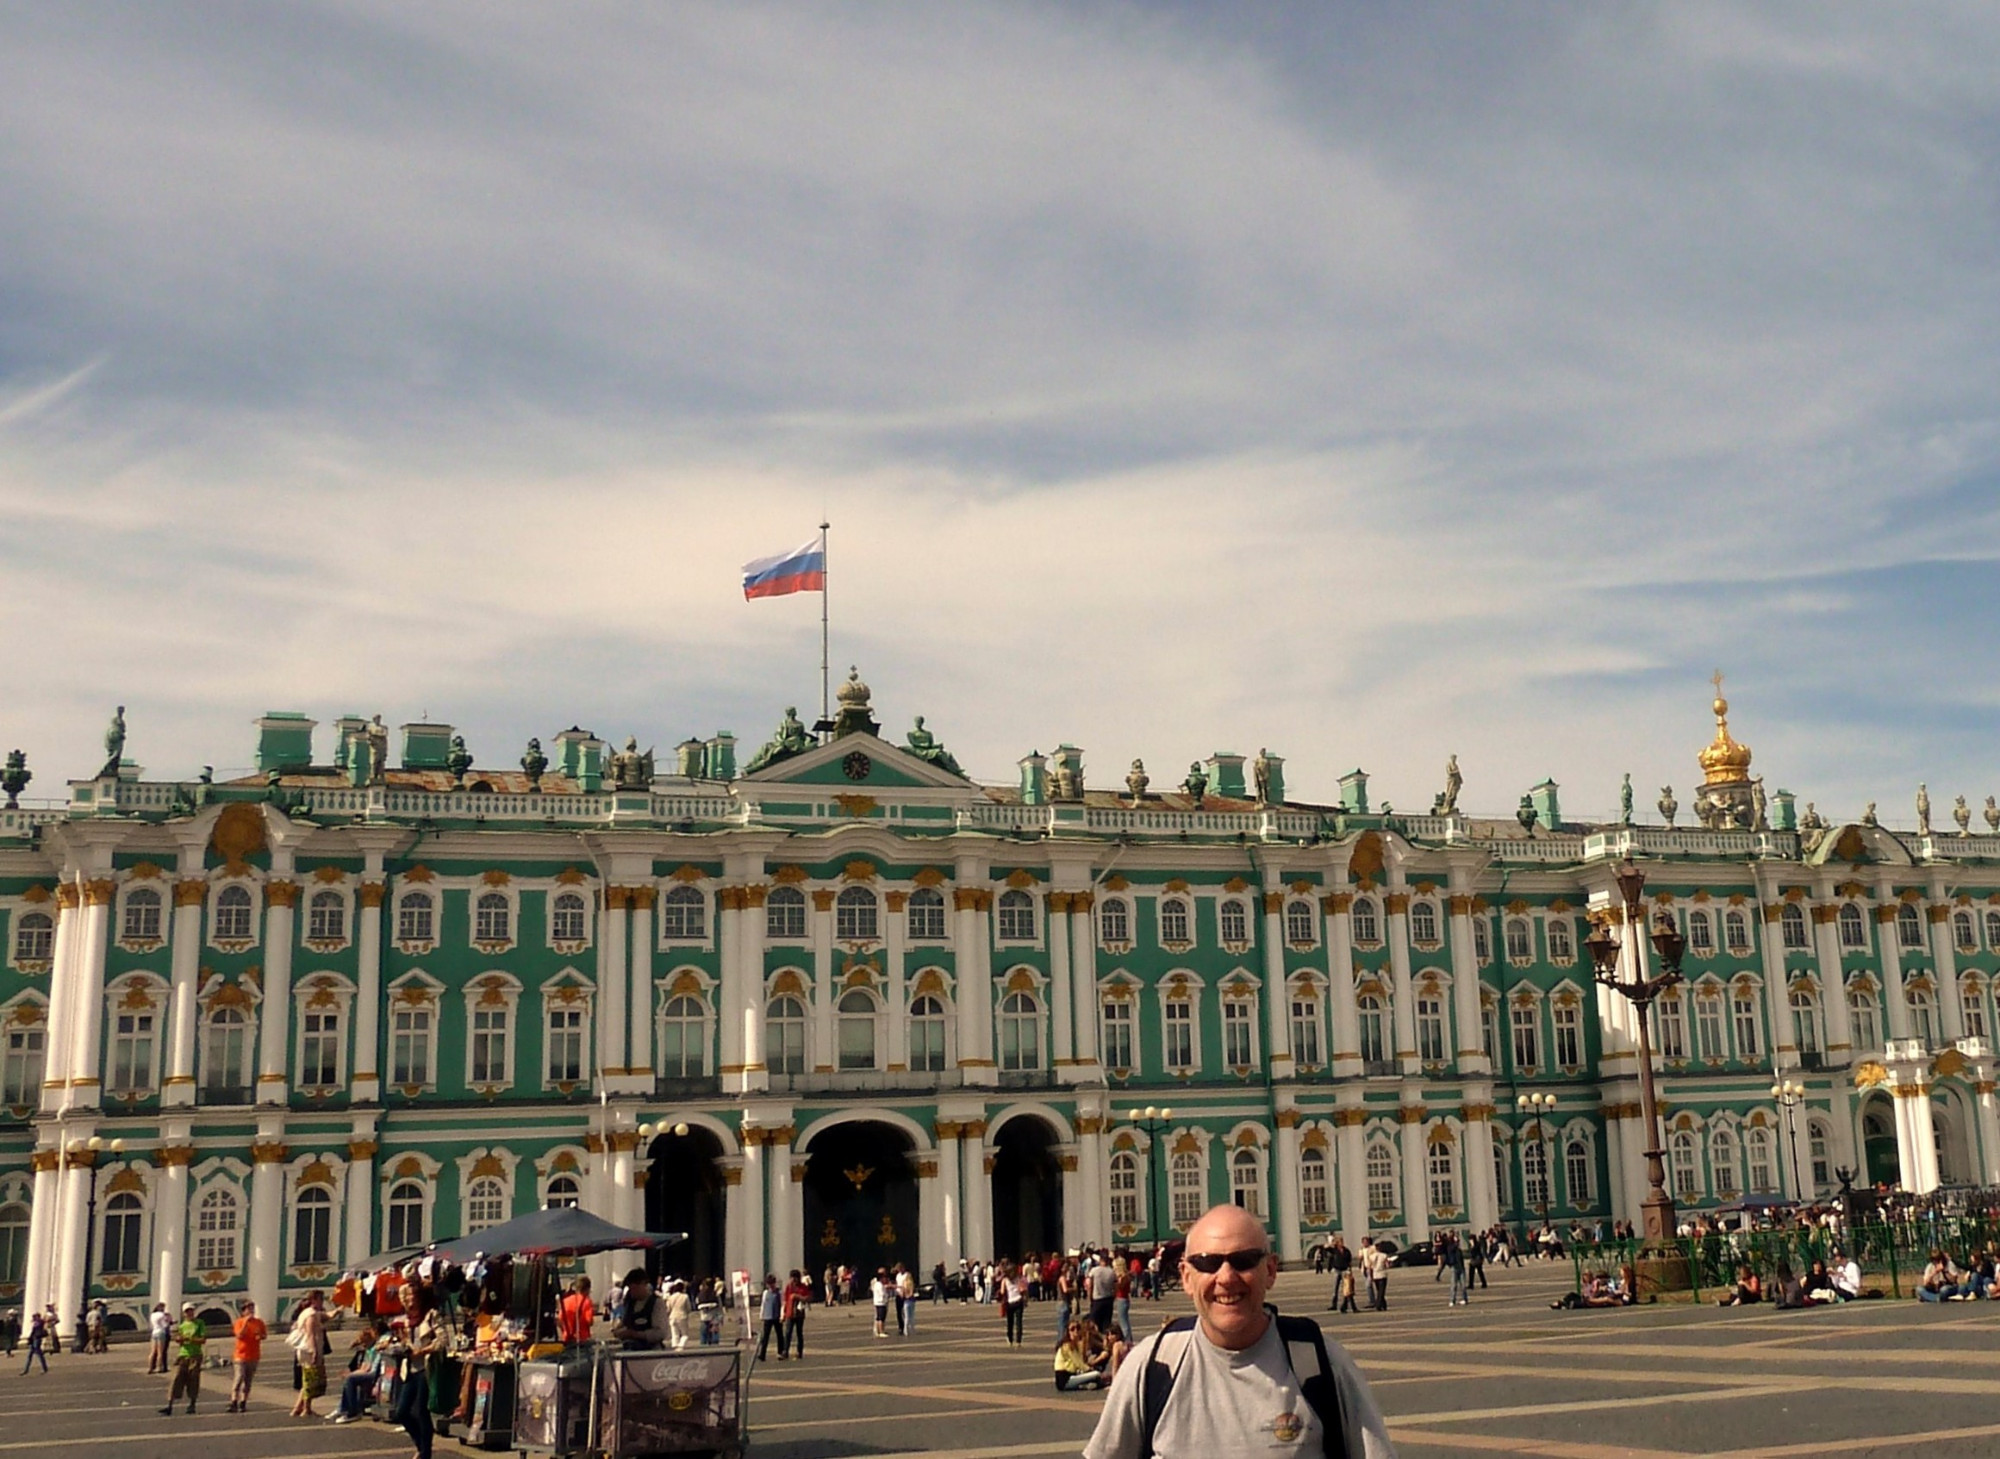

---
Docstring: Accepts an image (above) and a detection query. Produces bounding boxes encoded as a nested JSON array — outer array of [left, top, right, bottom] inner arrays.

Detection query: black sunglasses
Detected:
[[1183, 1248, 1269, 1274]]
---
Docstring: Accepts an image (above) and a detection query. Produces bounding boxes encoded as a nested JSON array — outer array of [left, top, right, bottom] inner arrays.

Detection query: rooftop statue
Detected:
[[521, 737, 549, 791], [1916, 783, 1932, 838], [610, 736, 654, 791], [1252, 749, 1275, 806], [1751, 777, 1767, 831], [1657, 785, 1678, 828], [1619, 773, 1634, 826], [904, 716, 963, 776], [1126, 758, 1149, 805], [1987, 795, 1999, 833], [98, 705, 126, 778], [1955, 795, 1971, 834], [1183, 761, 1209, 806], [1861, 801, 1878, 828], [745, 707, 812, 775], [1, 749, 28, 809], [1432, 753, 1462, 816]]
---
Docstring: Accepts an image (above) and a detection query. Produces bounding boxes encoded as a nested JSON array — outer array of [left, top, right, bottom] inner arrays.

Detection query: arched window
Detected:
[[1416, 991, 1448, 1064], [1299, 1149, 1330, 1222], [1731, 984, 1762, 1059], [203, 1007, 249, 1095], [1109, 1150, 1143, 1227], [1790, 988, 1821, 1055], [1285, 899, 1316, 946], [308, 889, 346, 942], [122, 887, 163, 942], [1848, 984, 1881, 1051], [1710, 1129, 1740, 1197], [0, 1203, 26, 1287], [1159, 897, 1191, 945], [466, 1176, 508, 1232], [293, 1186, 333, 1266], [1838, 903, 1866, 950], [1364, 1142, 1396, 1211], [474, 892, 511, 943], [396, 892, 434, 944], [766, 996, 807, 1074], [1669, 1130, 1699, 1198], [906, 888, 946, 941], [1781, 903, 1808, 952], [1745, 1127, 1774, 1193], [1230, 1147, 1263, 1216], [1954, 909, 1977, 952], [1356, 993, 1388, 1068], [660, 885, 706, 940], [996, 889, 1037, 942], [1546, 918, 1573, 963], [1099, 897, 1131, 945], [765, 886, 807, 940], [545, 1174, 581, 1209], [214, 885, 254, 942], [195, 1187, 240, 1269], [909, 994, 947, 1072], [1563, 1137, 1592, 1206], [386, 1181, 425, 1249], [550, 891, 588, 943], [835, 886, 878, 942], [1217, 898, 1248, 945], [1910, 986, 1939, 1047], [1522, 1140, 1550, 1210], [1426, 1140, 1457, 1210], [13, 911, 51, 963], [1409, 901, 1438, 946], [102, 1191, 144, 1274], [1897, 903, 1924, 951], [1505, 918, 1532, 963], [660, 995, 706, 1077], [1688, 911, 1714, 957], [1351, 899, 1380, 945], [1987, 910, 2000, 950], [998, 991, 1040, 1071], [2, 1022, 44, 1105], [1723, 910, 1750, 955], [1169, 1150, 1205, 1227], [1492, 1140, 1510, 1211], [836, 989, 878, 1070]]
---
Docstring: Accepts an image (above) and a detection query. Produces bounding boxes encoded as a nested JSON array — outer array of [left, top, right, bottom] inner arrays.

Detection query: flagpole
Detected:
[[819, 520, 831, 739]]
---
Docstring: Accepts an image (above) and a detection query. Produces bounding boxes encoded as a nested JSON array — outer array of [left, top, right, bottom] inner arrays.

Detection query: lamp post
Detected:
[[1586, 857, 1686, 1252], [1126, 1106, 1173, 1250], [1770, 1080, 1809, 1200], [72, 1134, 124, 1343], [1516, 1092, 1557, 1231]]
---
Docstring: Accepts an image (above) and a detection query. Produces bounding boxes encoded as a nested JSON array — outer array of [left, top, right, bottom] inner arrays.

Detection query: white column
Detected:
[[1398, 1104, 1430, 1244], [163, 881, 205, 1107], [935, 1124, 962, 1265], [1070, 894, 1100, 1070], [67, 882, 114, 1110], [344, 1136, 376, 1269], [1971, 1067, 2000, 1186], [718, 890, 744, 1081], [1602, 1112, 1628, 1224], [1325, 894, 1361, 1077], [885, 893, 909, 1072], [601, 889, 630, 1076], [1447, 884, 1488, 1076], [955, 885, 996, 1085], [918, 1154, 944, 1271], [1463, 1104, 1498, 1231], [22, 1152, 58, 1324], [1076, 1114, 1107, 1248], [1875, 884, 1913, 1043], [1617, 1106, 1649, 1227], [1334, 1113, 1368, 1250], [1930, 895, 1965, 1042], [1892, 1070, 1939, 1193], [1261, 883, 1294, 1078], [628, 887, 656, 1077], [256, 879, 297, 1103], [1386, 887, 1418, 1076], [52, 1154, 93, 1340], [1060, 1147, 1085, 1252], [809, 891, 835, 1073], [962, 1119, 993, 1260], [611, 1133, 638, 1230], [38, 888, 79, 1114], [736, 1138, 767, 1277], [766, 1129, 795, 1274], [741, 887, 769, 1093], [1811, 893, 1854, 1060], [1273, 1114, 1303, 1262], [248, 1141, 285, 1320], [1047, 894, 1075, 1067], [1756, 884, 1795, 1068], [352, 882, 385, 1104], [153, 1141, 192, 1314]]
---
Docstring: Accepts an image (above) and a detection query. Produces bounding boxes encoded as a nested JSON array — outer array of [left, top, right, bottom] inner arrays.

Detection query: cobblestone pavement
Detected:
[[9, 1264, 2000, 1458]]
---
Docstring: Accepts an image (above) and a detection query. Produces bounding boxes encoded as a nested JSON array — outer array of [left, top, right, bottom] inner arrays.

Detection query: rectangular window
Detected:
[[391, 1007, 432, 1086], [1732, 993, 1761, 1059], [1163, 999, 1194, 1072], [1365, 1147, 1396, 1212], [397, 896, 434, 944], [1300, 1156, 1329, 1221], [1426, 1144, 1456, 1209], [300, 1011, 341, 1088], [2, 1027, 45, 1105], [1552, 1004, 1582, 1071], [1965, 989, 1988, 1042], [1170, 1155, 1204, 1226], [1510, 1004, 1540, 1072], [1222, 1000, 1254, 1068], [1290, 999, 1322, 1067], [547, 1007, 585, 1084], [1696, 997, 1726, 1061], [1102, 1000, 1134, 1072], [1109, 1157, 1139, 1228], [109, 1012, 155, 1095], [1480, 1001, 1497, 1063], [910, 1006, 946, 1072], [1657, 996, 1687, 1060], [1416, 996, 1447, 1064], [1522, 1141, 1550, 1209], [1473, 918, 1491, 963], [471, 1007, 509, 1085], [1849, 992, 1880, 1052]]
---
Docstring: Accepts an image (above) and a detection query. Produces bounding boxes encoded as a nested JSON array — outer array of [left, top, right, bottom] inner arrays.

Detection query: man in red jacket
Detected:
[[781, 1271, 811, 1360]]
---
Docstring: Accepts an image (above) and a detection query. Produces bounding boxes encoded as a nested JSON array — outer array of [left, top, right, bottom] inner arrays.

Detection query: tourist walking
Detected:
[[228, 1298, 267, 1412], [147, 1302, 171, 1373], [1467, 1232, 1487, 1289], [782, 1270, 810, 1359], [1327, 1237, 1354, 1313], [665, 1279, 694, 1350], [1087, 1255, 1117, 1334], [288, 1290, 327, 1418], [19, 1310, 48, 1375], [1362, 1239, 1390, 1311], [871, 1269, 890, 1337], [1443, 1234, 1468, 1307], [755, 1275, 784, 1361], [84, 1300, 106, 1353], [896, 1264, 918, 1337], [158, 1303, 206, 1415], [394, 1291, 445, 1459], [999, 1260, 1028, 1346]]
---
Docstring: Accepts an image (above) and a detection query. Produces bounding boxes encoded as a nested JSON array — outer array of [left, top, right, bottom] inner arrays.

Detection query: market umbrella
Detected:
[[428, 1205, 684, 1263]]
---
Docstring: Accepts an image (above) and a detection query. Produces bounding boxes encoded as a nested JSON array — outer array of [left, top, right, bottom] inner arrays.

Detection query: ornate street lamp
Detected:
[[1770, 1079, 1809, 1199], [1126, 1106, 1173, 1249], [1516, 1092, 1558, 1229], [1587, 857, 1687, 1267]]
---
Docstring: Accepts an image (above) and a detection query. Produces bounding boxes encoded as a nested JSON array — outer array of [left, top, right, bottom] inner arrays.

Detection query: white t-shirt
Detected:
[[150, 1310, 172, 1341], [1085, 1322, 1321, 1459], [1088, 1263, 1119, 1300], [871, 1277, 888, 1308]]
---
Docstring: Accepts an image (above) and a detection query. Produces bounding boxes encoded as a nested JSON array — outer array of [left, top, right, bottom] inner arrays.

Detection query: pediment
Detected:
[[740, 733, 970, 791], [1804, 823, 1913, 868]]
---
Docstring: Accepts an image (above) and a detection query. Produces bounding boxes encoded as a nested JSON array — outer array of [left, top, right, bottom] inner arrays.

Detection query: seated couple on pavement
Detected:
[[1053, 1319, 1127, 1391]]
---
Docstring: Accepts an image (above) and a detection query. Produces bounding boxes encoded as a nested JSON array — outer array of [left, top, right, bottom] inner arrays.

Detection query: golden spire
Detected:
[[1698, 670, 1753, 785]]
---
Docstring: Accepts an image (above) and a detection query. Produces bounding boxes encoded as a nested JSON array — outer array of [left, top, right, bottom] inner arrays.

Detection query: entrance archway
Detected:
[[801, 1121, 918, 1277], [1860, 1095, 1898, 1188], [1933, 1093, 1973, 1187], [991, 1116, 1063, 1259], [644, 1124, 727, 1281]]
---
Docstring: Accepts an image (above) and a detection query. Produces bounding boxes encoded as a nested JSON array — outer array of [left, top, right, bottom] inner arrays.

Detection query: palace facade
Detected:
[[5, 672, 1999, 1335]]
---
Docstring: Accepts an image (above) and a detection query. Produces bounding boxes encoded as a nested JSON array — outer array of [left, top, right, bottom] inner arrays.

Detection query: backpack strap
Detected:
[[1136, 1317, 1198, 1459], [1274, 1313, 1351, 1459]]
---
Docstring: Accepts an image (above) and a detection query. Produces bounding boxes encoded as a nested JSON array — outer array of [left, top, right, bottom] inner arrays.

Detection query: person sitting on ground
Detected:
[[1963, 1249, 1994, 1300], [1802, 1259, 1839, 1305], [1918, 1250, 1966, 1302], [1080, 1318, 1126, 1383], [1054, 1321, 1107, 1391], [331, 1327, 384, 1425], [1832, 1251, 1863, 1300], [1770, 1262, 1808, 1310], [1616, 1263, 1640, 1306], [1718, 1265, 1762, 1307]]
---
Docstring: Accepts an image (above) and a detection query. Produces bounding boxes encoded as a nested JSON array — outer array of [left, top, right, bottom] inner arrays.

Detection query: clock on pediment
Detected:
[[841, 750, 873, 782]]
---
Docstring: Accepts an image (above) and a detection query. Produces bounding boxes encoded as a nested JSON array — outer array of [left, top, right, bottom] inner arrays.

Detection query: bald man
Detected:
[[1082, 1204, 1395, 1459]]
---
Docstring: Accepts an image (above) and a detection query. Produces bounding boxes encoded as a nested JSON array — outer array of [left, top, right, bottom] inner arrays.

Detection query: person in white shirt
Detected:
[[1832, 1252, 1863, 1299]]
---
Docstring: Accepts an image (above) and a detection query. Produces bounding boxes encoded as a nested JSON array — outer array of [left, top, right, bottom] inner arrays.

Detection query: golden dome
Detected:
[[837, 666, 871, 708], [1698, 673, 1752, 785]]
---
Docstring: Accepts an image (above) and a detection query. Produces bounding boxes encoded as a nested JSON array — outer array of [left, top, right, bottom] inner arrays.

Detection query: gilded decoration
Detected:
[[1348, 832, 1385, 883], [1934, 1048, 1968, 1080], [83, 879, 116, 906], [833, 794, 878, 818], [210, 802, 267, 871], [470, 1152, 508, 1180], [1262, 892, 1283, 913], [347, 1140, 378, 1161], [1384, 893, 1410, 915], [55, 883, 79, 909], [1232, 1127, 1261, 1148], [1333, 1109, 1366, 1127], [842, 861, 879, 883], [1300, 1128, 1329, 1151], [21, 884, 50, 903], [1398, 1104, 1427, 1124], [1103, 874, 1129, 892], [556, 867, 589, 885], [1274, 1108, 1300, 1128], [769, 970, 807, 998], [629, 886, 656, 910], [1874, 905, 1898, 925], [117, 982, 158, 1011], [299, 1158, 336, 1187], [1853, 1060, 1889, 1090], [250, 1141, 290, 1165], [1223, 876, 1249, 894], [717, 887, 746, 911], [265, 880, 300, 908], [772, 865, 809, 885], [104, 1167, 145, 1196], [812, 889, 837, 912], [1322, 892, 1352, 914], [358, 881, 386, 908], [1163, 878, 1190, 894], [1170, 1132, 1200, 1155], [391, 1155, 425, 1179], [1071, 890, 1092, 911], [885, 890, 909, 912], [30, 1149, 60, 1173], [1291, 879, 1315, 894], [1460, 1103, 1496, 1122], [1425, 1125, 1456, 1148], [403, 864, 437, 883]]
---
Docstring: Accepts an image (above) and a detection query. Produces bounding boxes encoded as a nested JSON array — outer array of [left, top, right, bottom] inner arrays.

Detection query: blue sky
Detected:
[[1, 2, 1997, 824]]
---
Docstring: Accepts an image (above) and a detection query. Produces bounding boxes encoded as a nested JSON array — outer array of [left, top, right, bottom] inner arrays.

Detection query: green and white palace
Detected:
[[6, 670, 2000, 1334]]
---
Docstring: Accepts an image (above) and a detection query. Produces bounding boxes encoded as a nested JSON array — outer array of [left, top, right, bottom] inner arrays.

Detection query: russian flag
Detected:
[[742, 538, 826, 599]]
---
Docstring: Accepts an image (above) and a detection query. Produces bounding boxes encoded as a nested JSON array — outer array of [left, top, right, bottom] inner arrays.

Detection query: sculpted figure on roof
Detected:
[[745, 707, 812, 775]]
